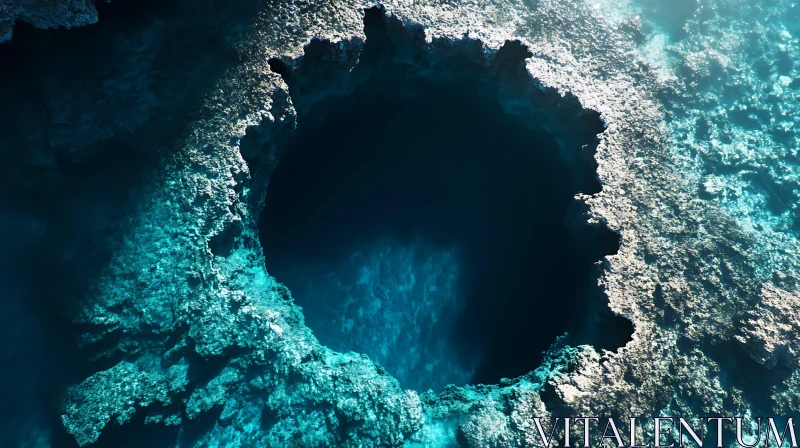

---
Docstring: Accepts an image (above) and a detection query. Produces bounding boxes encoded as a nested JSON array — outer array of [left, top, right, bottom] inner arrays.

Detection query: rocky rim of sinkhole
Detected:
[[253, 6, 633, 394], [56, 1, 795, 446]]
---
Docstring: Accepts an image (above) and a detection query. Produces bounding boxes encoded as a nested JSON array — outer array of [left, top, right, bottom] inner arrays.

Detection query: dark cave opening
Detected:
[[258, 8, 633, 392]]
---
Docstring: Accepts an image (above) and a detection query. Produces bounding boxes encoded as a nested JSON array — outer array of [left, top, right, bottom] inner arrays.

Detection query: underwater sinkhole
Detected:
[[258, 8, 633, 392]]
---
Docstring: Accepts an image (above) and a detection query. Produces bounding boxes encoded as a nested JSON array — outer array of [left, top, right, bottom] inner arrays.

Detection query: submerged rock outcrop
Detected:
[[1, 0, 798, 446], [1, 0, 98, 42]]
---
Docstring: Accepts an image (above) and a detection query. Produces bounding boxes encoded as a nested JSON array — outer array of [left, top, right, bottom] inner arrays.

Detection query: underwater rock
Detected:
[[62, 357, 190, 447], [1, 0, 799, 446], [737, 283, 800, 369], [1, 0, 97, 42]]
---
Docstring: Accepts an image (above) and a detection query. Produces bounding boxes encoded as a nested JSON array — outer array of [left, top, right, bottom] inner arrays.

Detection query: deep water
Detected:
[[260, 64, 631, 389]]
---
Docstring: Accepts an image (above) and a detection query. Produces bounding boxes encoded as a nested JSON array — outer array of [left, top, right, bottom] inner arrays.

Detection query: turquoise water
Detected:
[[603, 0, 800, 275]]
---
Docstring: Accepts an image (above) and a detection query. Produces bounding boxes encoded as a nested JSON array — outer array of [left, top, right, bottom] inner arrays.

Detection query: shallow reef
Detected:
[[0, 0, 799, 446]]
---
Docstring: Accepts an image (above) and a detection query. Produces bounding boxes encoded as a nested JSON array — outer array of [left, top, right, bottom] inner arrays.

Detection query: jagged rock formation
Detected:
[[1, 0, 799, 446], [0, 0, 98, 42]]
